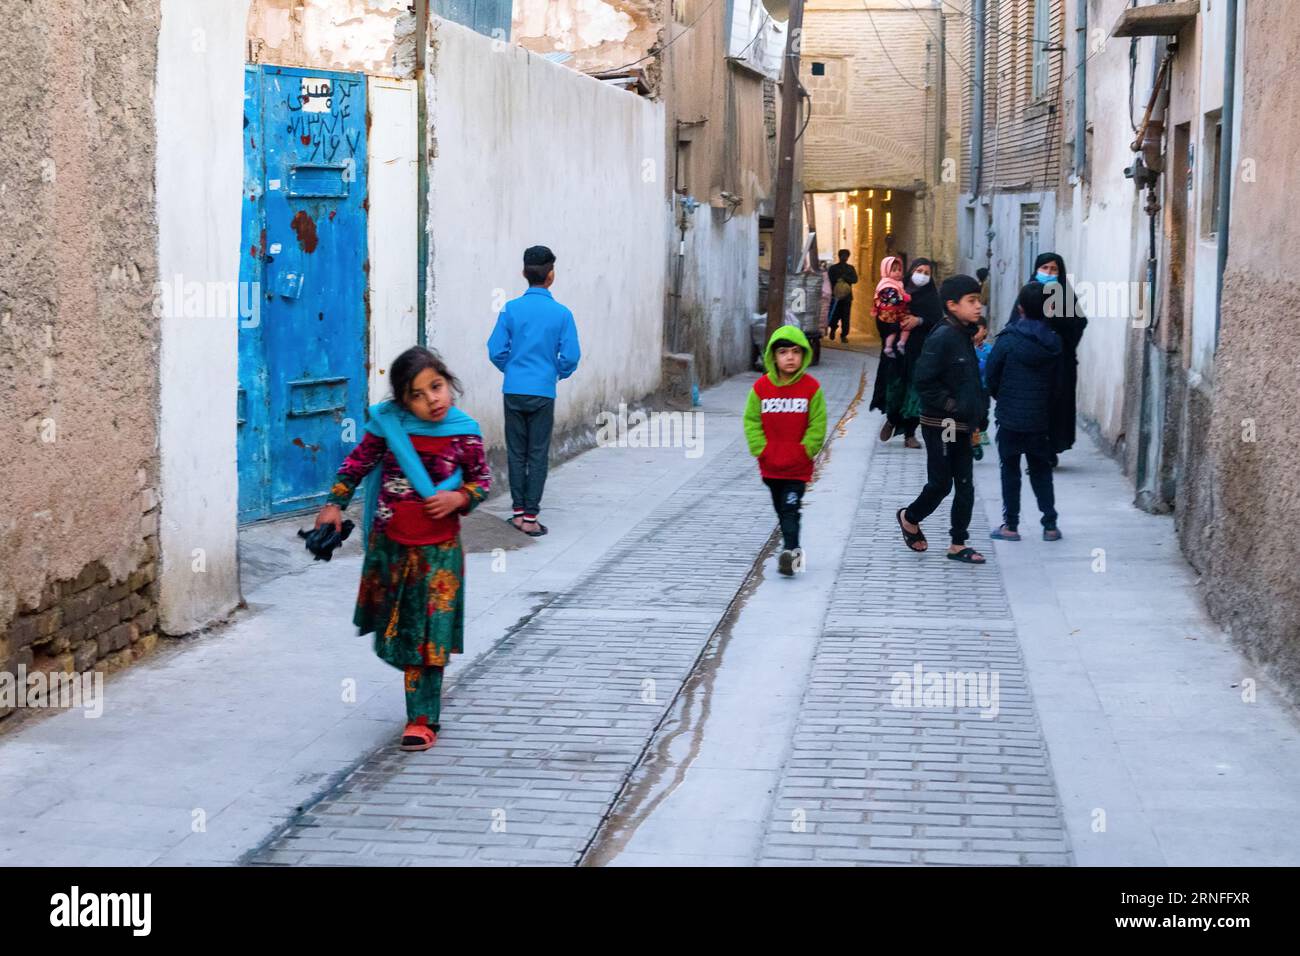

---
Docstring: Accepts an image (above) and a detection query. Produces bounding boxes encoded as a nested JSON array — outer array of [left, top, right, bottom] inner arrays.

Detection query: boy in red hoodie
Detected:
[[744, 325, 828, 576]]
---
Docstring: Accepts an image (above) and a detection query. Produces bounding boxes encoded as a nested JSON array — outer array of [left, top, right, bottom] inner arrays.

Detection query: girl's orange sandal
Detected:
[[400, 723, 437, 752]]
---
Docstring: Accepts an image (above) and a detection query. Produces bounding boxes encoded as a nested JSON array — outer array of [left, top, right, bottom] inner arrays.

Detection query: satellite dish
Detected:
[[761, 0, 790, 22]]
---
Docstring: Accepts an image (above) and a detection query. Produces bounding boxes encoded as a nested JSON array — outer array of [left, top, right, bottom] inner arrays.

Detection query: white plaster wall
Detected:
[[1054, 2, 1158, 441], [156, 0, 250, 633], [675, 206, 760, 383], [986, 191, 1055, 333], [424, 18, 668, 449], [367, 76, 420, 403]]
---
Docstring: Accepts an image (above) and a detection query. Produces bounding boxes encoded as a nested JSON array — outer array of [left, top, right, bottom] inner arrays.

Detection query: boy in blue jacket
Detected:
[[487, 245, 581, 537], [986, 282, 1064, 541]]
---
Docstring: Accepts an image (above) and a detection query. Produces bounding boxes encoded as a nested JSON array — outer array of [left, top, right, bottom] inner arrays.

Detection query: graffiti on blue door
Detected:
[[239, 65, 368, 522]]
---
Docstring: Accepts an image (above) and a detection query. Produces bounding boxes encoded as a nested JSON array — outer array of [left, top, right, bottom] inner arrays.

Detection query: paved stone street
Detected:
[[4, 346, 1300, 867]]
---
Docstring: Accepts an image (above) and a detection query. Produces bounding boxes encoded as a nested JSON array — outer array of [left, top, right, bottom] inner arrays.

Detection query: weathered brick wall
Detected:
[[3, 542, 161, 720]]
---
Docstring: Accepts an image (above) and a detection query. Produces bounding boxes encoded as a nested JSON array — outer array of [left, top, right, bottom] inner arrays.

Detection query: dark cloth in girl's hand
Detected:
[[298, 520, 355, 561]]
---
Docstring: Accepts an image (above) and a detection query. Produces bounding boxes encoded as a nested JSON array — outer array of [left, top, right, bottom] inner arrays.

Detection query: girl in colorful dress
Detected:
[[314, 346, 490, 752], [873, 256, 912, 357]]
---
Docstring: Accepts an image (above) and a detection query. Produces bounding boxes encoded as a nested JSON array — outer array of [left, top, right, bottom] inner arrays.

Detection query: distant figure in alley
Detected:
[[487, 245, 582, 537], [826, 249, 858, 342]]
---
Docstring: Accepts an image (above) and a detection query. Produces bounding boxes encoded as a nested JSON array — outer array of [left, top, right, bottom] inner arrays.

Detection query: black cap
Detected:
[[939, 274, 982, 306], [523, 245, 556, 267]]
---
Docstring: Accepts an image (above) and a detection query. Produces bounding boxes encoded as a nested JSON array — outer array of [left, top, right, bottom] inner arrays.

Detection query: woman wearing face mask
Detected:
[[1009, 253, 1088, 459], [870, 258, 942, 448]]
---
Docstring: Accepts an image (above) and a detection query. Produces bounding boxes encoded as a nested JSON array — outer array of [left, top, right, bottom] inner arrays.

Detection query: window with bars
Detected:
[[1020, 203, 1041, 282]]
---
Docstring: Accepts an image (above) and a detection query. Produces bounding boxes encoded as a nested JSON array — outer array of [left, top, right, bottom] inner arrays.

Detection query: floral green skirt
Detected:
[[354, 532, 465, 669]]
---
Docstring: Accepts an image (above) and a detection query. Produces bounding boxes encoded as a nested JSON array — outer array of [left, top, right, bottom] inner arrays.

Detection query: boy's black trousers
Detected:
[[904, 424, 975, 546], [503, 393, 555, 516], [996, 428, 1057, 530], [763, 478, 806, 551]]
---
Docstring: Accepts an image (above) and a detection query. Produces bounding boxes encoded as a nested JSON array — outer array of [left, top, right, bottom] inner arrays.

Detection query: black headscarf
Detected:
[[1009, 253, 1087, 340]]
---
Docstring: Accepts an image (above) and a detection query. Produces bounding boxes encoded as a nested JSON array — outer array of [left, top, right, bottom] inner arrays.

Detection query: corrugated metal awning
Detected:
[[1110, 0, 1199, 37]]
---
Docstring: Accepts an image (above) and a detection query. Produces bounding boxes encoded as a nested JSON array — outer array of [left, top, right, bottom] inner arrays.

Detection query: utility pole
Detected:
[[765, 0, 806, 339]]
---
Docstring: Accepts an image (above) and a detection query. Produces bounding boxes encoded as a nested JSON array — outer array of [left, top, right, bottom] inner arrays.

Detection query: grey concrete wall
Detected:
[[1193, 0, 1300, 704], [0, 1, 164, 705]]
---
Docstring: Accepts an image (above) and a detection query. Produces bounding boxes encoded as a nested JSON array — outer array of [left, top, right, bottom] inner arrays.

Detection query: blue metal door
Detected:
[[238, 65, 368, 522]]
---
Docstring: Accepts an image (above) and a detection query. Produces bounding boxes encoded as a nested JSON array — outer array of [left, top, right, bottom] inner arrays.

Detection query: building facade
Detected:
[[3, 0, 670, 701], [955, 0, 1299, 702], [514, 0, 781, 385]]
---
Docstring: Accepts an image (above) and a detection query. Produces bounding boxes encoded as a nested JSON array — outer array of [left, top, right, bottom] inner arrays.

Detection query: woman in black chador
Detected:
[[871, 257, 943, 448], [1008, 253, 1088, 459]]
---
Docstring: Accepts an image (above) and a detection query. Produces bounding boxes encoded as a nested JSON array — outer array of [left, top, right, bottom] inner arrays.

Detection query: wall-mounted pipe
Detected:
[[1074, 0, 1086, 176], [415, 0, 429, 346], [1214, 0, 1239, 342], [971, 0, 985, 195]]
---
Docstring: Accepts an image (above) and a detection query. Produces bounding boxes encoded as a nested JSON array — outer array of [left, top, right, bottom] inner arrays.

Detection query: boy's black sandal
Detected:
[[946, 547, 986, 564], [896, 508, 927, 552]]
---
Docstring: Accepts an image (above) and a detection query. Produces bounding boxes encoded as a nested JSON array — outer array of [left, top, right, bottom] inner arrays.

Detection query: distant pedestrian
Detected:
[[744, 325, 828, 576], [487, 245, 581, 537], [895, 274, 990, 564], [826, 249, 858, 341], [976, 267, 990, 312], [873, 255, 911, 357], [1007, 252, 1088, 459], [988, 282, 1065, 541], [315, 346, 491, 752]]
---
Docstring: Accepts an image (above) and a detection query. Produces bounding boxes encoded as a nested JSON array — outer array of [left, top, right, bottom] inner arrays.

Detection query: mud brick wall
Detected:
[[0, 1, 163, 717], [1, 539, 162, 724]]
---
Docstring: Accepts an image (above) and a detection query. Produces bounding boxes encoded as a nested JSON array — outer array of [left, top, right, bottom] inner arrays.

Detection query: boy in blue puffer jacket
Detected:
[[986, 282, 1064, 541]]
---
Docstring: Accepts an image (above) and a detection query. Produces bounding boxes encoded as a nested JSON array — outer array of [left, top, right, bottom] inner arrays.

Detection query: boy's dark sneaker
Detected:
[[1043, 526, 1062, 541], [778, 549, 796, 576]]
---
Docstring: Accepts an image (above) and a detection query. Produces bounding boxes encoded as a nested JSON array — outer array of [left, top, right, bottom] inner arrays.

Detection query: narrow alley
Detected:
[[4, 348, 1297, 868]]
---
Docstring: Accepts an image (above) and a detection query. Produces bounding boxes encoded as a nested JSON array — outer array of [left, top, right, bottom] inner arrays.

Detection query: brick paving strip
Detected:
[[755, 438, 1074, 865], [248, 358, 865, 865]]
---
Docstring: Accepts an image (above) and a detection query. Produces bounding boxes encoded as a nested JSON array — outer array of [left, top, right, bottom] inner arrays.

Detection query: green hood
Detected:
[[763, 325, 813, 385]]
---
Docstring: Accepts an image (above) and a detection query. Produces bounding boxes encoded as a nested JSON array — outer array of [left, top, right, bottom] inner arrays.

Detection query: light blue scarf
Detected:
[[361, 401, 482, 547]]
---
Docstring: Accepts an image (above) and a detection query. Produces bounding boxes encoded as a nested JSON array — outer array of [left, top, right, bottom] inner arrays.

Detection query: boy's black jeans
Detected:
[[763, 478, 806, 551], [996, 428, 1057, 530], [503, 393, 555, 516], [904, 424, 975, 546]]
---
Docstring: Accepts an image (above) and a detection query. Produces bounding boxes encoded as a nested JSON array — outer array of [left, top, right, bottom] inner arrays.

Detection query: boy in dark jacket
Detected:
[[744, 326, 828, 576], [987, 282, 1065, 541], [896, 275, 990, 564]]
